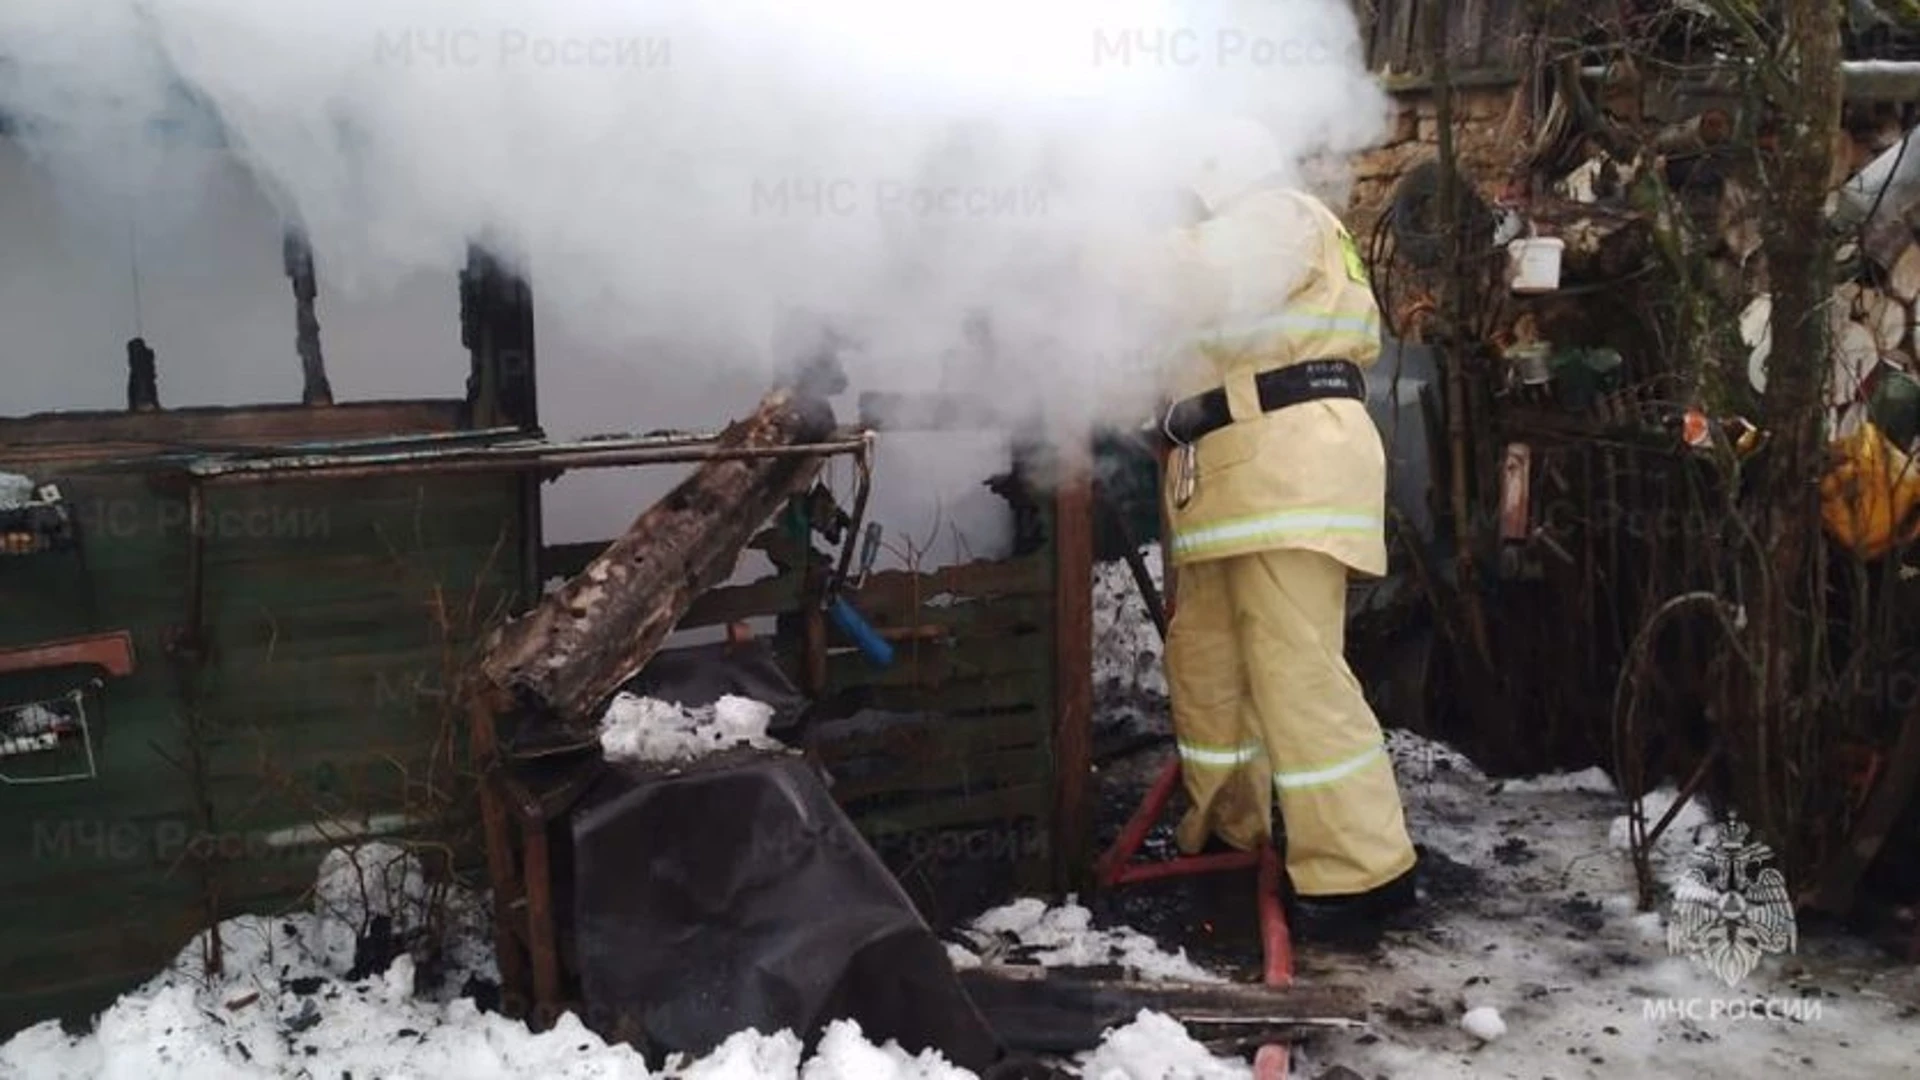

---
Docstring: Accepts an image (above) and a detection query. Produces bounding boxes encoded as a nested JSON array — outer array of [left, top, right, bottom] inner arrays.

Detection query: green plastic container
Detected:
[[1550, 347, 1626, 412]]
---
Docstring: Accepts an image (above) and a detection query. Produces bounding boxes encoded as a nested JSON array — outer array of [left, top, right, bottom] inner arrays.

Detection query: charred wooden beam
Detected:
[[283, 229, 333, 407], [460, 246, 538, 432], [125, 338, 159, 412], [478, 386, 837, 724], [956, 966, 1366, 1054]]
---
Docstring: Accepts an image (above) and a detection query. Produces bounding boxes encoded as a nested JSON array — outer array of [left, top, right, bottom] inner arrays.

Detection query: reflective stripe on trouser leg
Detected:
[[1165, 557, 1272, 854], [1229, 547, 1417, 895]]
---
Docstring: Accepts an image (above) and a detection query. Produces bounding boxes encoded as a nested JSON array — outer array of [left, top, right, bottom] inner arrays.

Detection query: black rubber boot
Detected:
[[1196, 834, 1245, 857], [1284, 858, 1420, 951]]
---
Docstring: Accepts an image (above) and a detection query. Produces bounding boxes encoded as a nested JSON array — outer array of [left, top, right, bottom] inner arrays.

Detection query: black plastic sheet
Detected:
[[570, 749, 1003, 1070], [619, 640, 808, 734]]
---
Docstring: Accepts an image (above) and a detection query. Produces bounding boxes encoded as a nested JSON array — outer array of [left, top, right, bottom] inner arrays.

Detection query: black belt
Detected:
[[1165, 359, 1367, 445]]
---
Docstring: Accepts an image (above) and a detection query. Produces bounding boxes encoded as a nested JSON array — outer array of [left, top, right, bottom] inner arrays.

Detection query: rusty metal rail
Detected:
[[177, 429, 873, 484]]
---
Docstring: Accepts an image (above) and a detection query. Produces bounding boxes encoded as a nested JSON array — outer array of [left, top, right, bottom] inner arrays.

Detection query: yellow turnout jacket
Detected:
[[1158, 188, 1388, 577]]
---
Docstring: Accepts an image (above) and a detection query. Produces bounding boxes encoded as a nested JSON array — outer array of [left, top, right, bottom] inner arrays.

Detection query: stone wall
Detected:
[[1343, 84, 1530, 236]]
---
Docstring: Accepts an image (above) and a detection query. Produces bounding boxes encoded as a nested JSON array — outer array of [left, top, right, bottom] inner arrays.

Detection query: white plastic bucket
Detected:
[[1508, 237, 1565, 293], [1505, 342, 1552, 386]]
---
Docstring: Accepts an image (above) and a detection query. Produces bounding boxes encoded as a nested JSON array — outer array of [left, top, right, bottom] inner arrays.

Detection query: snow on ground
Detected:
[[11, 542, 1918, 1078], [1088, 544, 1917, 1075], [1092, 552, 1168, 739], [1493, 766, 1617, 796], [0, 842, 1244, 1079], [599, 693, 783, 764], [1286, 728, 1920, 1078], [1077, 1012, 1249, 1080], [945, 897, 1221, 983]]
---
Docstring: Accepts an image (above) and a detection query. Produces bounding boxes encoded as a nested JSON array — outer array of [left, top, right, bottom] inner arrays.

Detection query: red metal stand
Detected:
[[1095, 757, 1295, 1079]]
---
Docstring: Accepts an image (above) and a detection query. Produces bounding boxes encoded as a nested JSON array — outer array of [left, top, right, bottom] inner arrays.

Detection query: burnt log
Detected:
[[125, 338, 159, 412], [479, 386, 836, 724], [283, 228, 333, 407], [955, 965, 1366, 1053]]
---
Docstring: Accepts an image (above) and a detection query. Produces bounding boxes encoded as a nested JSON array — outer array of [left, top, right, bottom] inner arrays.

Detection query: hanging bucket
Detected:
[[1504, 342, 1552, 386], [1508, 237, 1565, 293]]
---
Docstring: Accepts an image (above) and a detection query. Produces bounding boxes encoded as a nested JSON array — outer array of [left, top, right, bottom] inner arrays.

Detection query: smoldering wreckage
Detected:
[[6, 4, 1920, 1079]]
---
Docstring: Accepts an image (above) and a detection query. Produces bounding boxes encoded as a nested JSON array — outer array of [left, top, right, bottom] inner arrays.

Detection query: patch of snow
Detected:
[[800, 1019, 971, 1080], [169, 845, 495, 1002], [314, 841, 429, 936], [1385, 727, 1485, 783], [1, 846, 1256, 1080], [1608, 787, 1721, 890], [670, 1029, 803, 1080], [0, 472, 34, 507], [951, 898, 1220, 983], [1081, 589, 1920, 1078], [0, 910, 646, 1080], [599, 693, 783, 764], [1499, 766, 1617, 795], [943, 943, 981, 970], [1094, 549, 1166, 694], [1459, 1006, 1506, 1043], [1284, 728, 1920, 1079], [1076, 1010, 1250, 1080], [1093, 547, 1169, 736]]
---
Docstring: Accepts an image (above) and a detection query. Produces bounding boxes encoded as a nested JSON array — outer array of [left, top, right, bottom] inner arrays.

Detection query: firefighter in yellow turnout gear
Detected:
[[1155, 118, 1418, 937]]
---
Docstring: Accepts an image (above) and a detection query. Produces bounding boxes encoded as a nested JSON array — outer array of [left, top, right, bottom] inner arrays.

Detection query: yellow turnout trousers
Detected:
[[1166, 546, 1417, 897]]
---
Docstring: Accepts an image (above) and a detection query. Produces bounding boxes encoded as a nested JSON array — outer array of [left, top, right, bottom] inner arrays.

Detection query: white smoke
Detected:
[[0, 0, 1389, 553]]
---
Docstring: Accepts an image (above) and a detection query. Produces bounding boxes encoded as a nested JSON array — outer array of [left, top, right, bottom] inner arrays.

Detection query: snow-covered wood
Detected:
[[479, 387, 835, 723]]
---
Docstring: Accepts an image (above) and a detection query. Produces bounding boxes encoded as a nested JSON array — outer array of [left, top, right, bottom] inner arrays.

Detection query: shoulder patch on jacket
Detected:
[[1337, 226, 1369, 285]]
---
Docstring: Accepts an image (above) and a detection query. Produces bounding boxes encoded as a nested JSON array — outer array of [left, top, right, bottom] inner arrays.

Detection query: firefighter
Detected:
[[1154, 116, 1418, 945]]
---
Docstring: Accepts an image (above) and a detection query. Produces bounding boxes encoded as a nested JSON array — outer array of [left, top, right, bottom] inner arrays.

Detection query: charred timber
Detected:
[[284, 229, 333, 407], [125, 338, 159, 412], [956, 966, 1365, 1054], [479, 387, 836, 725]]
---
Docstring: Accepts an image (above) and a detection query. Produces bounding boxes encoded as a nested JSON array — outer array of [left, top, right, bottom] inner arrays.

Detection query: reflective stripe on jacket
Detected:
[[1159, 188, 1388, 576]]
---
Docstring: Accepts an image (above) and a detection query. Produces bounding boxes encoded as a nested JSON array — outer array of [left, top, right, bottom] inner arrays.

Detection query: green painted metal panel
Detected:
[[0, 446, 527, 1037]]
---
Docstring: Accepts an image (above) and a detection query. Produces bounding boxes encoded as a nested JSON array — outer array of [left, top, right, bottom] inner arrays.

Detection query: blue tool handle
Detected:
[[828, 595, 895, 668]]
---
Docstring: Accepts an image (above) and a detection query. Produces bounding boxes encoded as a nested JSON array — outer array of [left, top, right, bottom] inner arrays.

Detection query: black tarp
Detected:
[[619, 639, 809, 735], [569, 749, 1004, 1071]]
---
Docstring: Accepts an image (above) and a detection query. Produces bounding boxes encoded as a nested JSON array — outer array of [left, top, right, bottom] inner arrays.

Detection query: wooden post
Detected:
[[521, 820, 561, 1026], [460, 246, 538, 431], [456, 246, 543, 600], [466, 683, 531, 1017], [1052, 436, 1095, 893], [283, 228, 333, 407]]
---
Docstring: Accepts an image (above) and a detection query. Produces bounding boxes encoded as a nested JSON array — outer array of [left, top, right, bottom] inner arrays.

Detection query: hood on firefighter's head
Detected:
[[1179, 114, 1288, 218]]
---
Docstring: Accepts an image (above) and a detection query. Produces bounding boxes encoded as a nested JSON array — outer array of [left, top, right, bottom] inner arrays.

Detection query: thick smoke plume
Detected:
[[1, 0, 1388, 554]]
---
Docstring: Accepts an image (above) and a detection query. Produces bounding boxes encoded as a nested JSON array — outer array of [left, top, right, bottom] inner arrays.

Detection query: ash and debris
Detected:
[[1068, 543, 1920, 1078]]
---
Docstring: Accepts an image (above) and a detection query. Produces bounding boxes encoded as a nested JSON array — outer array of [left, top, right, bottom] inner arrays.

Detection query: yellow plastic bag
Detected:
[[1821, 421, 1920, 560]]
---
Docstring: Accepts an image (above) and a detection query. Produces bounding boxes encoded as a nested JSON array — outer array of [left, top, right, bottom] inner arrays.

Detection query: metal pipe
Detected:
[[188, 434, 872, 484], [1110, 851, 1261, 885], [1256, 846, 1293, 989], [190, 428, 833, 473], [829, 433, 877, 598], [1579, 61, 1920, 102]]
